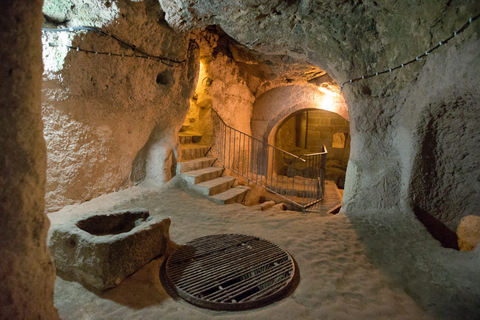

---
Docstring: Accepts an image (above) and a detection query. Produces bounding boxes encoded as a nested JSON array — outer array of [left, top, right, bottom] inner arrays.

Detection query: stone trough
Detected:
[[49, 209, 170, 290]]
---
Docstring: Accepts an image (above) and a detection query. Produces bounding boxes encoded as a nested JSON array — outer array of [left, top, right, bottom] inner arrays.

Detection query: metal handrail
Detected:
[[302, 151, 327, 157], [211, 109, 306, 162], [210, 109, 327, 211]]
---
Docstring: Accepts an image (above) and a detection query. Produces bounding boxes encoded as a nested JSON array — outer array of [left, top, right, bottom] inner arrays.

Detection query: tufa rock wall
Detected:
[[42, 0, 199, 212], [187, 28, 255, 142], [159, 0, 480, 231]]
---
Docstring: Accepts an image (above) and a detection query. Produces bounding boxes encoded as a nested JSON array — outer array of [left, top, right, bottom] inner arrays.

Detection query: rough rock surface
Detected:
[[186, 28, 256, 143], [186, 27, 338, 146], [457, 215, 480, 251], [42, 0, 199, 212], [49, 209, 171, 290], [159, 0, 480, 231], [0, 1, 59, 319]]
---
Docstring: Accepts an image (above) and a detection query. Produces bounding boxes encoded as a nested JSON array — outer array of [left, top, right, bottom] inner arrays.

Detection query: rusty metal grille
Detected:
[[165, 234, 296, 311]]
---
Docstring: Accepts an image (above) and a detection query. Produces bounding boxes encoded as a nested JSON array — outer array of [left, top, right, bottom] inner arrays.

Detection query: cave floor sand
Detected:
[[49, 179, 480, 320]]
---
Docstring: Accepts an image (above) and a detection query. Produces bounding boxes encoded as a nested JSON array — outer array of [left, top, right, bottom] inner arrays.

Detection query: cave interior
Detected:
[[0, 0, 479, 319]]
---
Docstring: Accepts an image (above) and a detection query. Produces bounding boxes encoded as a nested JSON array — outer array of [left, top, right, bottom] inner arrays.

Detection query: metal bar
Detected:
[[292, 157, 296, 201], [307, 157, 312, 203], [205, 259, 291, 301], [175, 245, 282, 286], [221, 118, 224, 164], [176, 242, 280, 278], [312, 156, 317, 202], [315, 156, 318, 202], [229, 126, 232, 168], [240, 277, 291, 302], [302, 152, 327, 156], [243, 132, 246, 178], [304, 198, 323, 209], [241, 132, 244, 178], [261, 140, 264, 184], [280, 153, 285, 196], [306, 158, 309, 205], [305, 110, 308, 149], [247, 133, 250, 182], [286, 156, 291, 198], [169, 237, 258, 267], [312, 156, 315, 205], [254, 139, 258, 184], [312, 156, 316, 205], [269, 146, 273, 190], [275, 149, 278, 194], [233, 129, 236, 171], [183, 250, 287, 293], [180, 248, 286, 289], [259, 141, 263, 185], [315, 155, 318, 201], [223, 120, 226, 164], [210, 262, 292, 301], [303, 161, 306, 206]]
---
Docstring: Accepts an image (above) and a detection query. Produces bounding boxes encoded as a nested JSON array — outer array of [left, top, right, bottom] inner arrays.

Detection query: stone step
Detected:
[[209, 186, 250, 205], [178, 131, 202, 144], [179, 144, 210, 161], [177, 157, 216, 174], [192, 176, 236, 197], [181, 167, 224, 185], [180, 124, 191, 132]]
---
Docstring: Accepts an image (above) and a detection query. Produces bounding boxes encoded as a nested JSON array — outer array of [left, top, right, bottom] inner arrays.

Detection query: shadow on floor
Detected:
[[100, 257, 172, 309]]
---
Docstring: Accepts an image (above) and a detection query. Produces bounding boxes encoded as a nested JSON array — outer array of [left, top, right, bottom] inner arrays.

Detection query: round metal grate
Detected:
[[165, 234, 296, 311]]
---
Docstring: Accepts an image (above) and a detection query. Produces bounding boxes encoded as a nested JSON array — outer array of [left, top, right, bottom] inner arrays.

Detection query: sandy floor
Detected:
[[49, 179, 480, 319]]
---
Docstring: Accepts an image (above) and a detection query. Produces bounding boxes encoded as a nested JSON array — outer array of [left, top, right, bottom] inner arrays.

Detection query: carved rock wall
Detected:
[[42, 0, 199, 212], [159, 0, 480, 230]]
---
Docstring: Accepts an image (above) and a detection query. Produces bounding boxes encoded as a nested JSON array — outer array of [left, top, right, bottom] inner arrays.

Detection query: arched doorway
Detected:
[[273, 108, 350, 189], [249, 84, 349, 211]]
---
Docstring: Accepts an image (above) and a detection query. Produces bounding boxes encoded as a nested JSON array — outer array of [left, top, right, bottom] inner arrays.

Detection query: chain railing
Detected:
[[211, 109, 327, 211]]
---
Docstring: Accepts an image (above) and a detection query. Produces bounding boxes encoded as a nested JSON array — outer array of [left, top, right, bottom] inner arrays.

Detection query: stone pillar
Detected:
[[0, 1, 59, 319]]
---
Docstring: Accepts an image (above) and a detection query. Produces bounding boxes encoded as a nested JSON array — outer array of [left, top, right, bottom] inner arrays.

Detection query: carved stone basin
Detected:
[[76, 210, 149, 236], [49, 208, 170, 290]]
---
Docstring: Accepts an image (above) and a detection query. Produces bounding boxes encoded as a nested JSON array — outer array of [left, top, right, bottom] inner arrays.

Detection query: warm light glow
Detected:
[[317, 86, 339, 97], [196, 60, 208, 91], [321, 95, 335, 111]]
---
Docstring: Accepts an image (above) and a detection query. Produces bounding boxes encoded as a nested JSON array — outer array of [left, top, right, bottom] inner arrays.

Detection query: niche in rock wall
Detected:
[[411, 97, 480, 241], [156, 70, 174, 86], [275, 109, 350, 188]]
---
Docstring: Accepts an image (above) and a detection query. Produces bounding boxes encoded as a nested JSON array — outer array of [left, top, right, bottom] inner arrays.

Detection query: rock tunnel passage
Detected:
[[164, 234, 296, 311], [1, 1, 480, 319]]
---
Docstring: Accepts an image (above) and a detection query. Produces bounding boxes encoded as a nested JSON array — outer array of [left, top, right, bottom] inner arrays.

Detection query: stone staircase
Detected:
[[177, 130, 249, 205]]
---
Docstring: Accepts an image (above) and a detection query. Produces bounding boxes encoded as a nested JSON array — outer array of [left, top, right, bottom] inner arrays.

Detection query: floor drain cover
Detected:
[[165, 234, 296, 311]]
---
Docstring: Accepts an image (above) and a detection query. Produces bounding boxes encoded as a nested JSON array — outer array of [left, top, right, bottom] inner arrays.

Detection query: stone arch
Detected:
[[251, 84, 348, 145]]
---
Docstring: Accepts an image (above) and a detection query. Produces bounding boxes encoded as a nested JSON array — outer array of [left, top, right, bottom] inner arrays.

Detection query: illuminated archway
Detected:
[[251, 84, 348, 145]]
